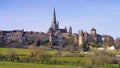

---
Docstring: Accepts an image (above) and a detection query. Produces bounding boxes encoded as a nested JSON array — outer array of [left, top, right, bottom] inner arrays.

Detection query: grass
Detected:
[[0, 48, 28, 55], [0, 48, 119, 68], [108, 51, 120, 55], [0, 61, 119, 68], [0, 61, 79, 68], [0, 47, 75, 56], [47, 50, 57, 55], [0, 48, 57, 55], [51, 57, 89, 62]]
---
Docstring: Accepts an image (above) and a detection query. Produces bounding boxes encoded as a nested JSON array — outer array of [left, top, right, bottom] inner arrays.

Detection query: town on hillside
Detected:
[[0, 8, 119, 51]]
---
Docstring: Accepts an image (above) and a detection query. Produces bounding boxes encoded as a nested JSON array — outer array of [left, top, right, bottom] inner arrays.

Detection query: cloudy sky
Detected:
[[0, 0, 120, 38]]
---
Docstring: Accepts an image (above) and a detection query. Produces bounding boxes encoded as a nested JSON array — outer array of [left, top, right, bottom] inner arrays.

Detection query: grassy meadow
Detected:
[[0, 47, 56, 55], [0, 48, 28, 55], [0, 47, 119, 68], [0, 61, 118, 68], [0, 61, 79, 68]]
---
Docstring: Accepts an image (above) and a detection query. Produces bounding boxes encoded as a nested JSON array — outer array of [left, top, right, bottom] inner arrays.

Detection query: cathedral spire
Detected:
[[53, 7, 56, 24]]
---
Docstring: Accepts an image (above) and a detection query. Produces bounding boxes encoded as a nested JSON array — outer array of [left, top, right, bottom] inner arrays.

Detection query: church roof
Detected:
[[58, 29, 67, 33]]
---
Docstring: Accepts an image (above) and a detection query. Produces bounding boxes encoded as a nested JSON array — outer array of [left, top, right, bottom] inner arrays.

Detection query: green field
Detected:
[[0, 48, 57, 55], [0, 47, 119, 68], [0, 48, 29, 55], [0, 61, 79, 68], [51, 57, 89, 62], [0, 47, 76, 56], [0, 61, 119, 68]]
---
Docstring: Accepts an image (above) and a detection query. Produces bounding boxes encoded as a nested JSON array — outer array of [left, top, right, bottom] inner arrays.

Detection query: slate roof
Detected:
[[58, 29, 67, 33]]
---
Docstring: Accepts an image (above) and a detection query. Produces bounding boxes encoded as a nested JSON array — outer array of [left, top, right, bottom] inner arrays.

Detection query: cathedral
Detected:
[[47, 8, 72, 44]]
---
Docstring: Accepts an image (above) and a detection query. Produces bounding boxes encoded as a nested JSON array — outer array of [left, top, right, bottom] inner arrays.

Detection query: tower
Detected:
[[79, 30, 84, 46], [57, 22, 59, 30], [68, 26, 72, 35], [89, 27, 97, 43], [53, 8, 56, 24], [84, 31, 89, 43], [65, 26, 67, 32], [51, 8, 58, 31], [49, 32, 54, 42], [90, 27, 96, 36]]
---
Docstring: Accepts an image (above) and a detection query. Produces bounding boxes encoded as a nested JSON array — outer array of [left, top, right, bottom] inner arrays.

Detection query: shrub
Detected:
[[6, 49, 18, 62]]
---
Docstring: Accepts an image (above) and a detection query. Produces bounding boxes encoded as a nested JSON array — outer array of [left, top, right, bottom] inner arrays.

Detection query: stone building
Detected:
[[48, 8, 69, 34], [47, 8, 72, 44], [78, 28, 103, 46], [0, 29, 48, 45]]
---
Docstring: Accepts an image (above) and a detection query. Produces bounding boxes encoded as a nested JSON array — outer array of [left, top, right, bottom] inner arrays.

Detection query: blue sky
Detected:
[[0, 0, 120, 39]]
